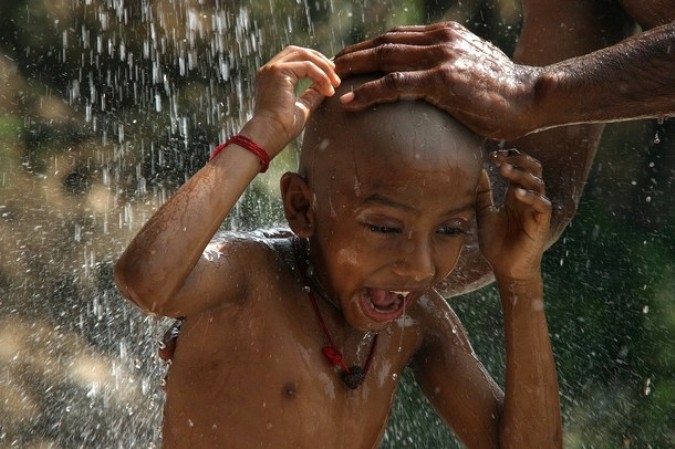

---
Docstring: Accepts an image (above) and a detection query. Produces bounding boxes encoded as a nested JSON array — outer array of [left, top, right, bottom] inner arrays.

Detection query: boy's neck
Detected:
[[291, 236, 379, 389], [292, 237, 341, 310]]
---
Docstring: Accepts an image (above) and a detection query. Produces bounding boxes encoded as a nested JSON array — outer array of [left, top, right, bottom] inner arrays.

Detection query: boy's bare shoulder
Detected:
[[410, 289, 473, 354], [207, 229, 295, 288], [150, 231, 294, 317]]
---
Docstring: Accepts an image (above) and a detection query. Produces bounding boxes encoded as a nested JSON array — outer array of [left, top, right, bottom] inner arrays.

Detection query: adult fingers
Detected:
[[336, 21, 464, 56], [336, 29, 430, 57], [338, 70, 438, 111], [336, 42, 445, 78]]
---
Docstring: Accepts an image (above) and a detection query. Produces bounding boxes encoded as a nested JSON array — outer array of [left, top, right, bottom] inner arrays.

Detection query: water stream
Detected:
[[0, 1, 672, 448]]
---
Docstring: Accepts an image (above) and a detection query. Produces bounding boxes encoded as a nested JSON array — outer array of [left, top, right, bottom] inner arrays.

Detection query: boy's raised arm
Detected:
[[413, 150, 559, 449], [477, 151, 561, 448], [493, 266, 560, 448], [114, 46, 339, 318]]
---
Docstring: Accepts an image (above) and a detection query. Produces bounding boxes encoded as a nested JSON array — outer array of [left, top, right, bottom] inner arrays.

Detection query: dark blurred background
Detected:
[[0, 1, 672, 448]]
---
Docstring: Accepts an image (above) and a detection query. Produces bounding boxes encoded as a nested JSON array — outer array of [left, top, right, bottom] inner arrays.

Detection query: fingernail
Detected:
[[339, 92, 354, 104], [495, 148, 520, 157], [489, 151, 501, 166]]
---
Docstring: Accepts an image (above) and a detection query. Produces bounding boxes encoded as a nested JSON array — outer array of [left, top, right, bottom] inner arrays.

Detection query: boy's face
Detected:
[[299, 106, 483, 332]]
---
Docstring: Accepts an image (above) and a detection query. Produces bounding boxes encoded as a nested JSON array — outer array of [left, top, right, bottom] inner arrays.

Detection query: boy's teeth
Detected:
[[391, 291, 409, 298]]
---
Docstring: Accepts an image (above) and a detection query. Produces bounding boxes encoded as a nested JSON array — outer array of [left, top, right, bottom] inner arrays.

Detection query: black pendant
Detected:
[[341, 366, 365, 389]]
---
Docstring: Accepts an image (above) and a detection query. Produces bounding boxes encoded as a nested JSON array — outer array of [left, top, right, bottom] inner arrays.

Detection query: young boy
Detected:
[[115, 46, 560, 448]]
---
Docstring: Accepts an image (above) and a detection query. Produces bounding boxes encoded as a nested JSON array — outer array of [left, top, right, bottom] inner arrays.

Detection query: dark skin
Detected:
[[116, 47, 559, 448], [335, 0, 675, 139], [334, 0, 675, 296]]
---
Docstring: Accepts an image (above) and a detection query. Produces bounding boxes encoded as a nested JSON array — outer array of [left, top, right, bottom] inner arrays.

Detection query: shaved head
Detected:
[[280, 75, 487, 325], [300, 75, 485, 189]]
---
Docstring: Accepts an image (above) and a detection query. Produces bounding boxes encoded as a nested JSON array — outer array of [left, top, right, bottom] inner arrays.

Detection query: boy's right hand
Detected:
[[241, 46, 341, 158]]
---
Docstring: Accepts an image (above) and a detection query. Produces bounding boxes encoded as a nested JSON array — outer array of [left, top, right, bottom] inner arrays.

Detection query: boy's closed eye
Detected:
[[437, 225, 467, 236], [367, 223, 402, 234], [364, 221, 468, 236], [436, 218, 471, 237]]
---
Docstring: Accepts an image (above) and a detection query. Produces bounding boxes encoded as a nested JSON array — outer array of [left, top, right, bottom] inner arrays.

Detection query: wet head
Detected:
[[282, 75, 484, 331]]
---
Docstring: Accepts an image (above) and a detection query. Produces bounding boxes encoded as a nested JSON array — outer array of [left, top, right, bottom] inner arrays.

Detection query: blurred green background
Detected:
[[0, 1, 672, 448]]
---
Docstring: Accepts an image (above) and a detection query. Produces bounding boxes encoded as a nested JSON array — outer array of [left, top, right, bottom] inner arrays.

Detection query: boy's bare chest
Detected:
[[162, 290, 422, 449]]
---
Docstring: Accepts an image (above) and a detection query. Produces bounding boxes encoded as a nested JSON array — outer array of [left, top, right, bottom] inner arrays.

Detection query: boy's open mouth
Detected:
[[359, 287, 412, 322]]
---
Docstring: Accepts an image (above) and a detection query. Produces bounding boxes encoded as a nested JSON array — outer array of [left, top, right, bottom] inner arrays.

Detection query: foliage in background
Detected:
[[0, 1, 672, 448]]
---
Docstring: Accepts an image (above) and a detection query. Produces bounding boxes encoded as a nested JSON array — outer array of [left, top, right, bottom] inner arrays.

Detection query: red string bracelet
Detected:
[[209, 134, 270, 173]]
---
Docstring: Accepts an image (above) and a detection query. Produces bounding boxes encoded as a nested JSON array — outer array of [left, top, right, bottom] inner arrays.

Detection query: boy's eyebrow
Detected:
[[363, 194, 474, 215], [363, 194, 416, 212]]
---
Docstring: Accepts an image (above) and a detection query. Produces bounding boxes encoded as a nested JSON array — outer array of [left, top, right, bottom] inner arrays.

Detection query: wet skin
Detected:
[[617, 0, 675, 28], [333, 0, 675, 297], [118, 47, 558, 449], [162, 99, 496, 448], [295, 84, 483, 332]]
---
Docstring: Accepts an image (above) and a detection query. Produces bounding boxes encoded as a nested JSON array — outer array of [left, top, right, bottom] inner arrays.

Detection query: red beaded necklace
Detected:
[[292, 238, 378, 389]]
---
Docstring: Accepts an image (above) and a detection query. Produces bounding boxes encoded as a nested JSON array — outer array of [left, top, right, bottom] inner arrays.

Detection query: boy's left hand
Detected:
[[476, 150, 552, 282]]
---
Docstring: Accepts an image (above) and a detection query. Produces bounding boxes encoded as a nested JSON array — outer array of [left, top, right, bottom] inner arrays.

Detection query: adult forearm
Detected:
[[497, 276, 562, 449], [533, 22, 675, 130]]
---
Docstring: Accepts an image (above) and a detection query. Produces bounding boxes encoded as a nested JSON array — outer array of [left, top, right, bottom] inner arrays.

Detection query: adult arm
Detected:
[[530, 21, 675, 134], [497, 0, 632, 241], [334, 18, 675, 140], [114, 47, 339, 317], [428, 1, 634, 296]]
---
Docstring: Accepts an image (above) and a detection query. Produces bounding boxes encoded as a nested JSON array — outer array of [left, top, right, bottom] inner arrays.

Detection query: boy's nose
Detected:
[[393, 240, 436, 283]]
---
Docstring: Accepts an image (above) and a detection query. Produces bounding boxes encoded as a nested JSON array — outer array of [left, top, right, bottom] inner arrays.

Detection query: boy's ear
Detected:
[[280, 172, 315, 238]]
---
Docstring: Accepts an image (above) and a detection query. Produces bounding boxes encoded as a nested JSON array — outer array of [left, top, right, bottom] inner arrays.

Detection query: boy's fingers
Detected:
[[269, 46, 340, 90], [273, 45, 333, 65], [298, 87, 325, 114], [302, 52, 341, 88], [499, 163, 546, 195], [514, 188, 552, 216], [273, 61, 337, 96], [490, 150, 545, 195], [475, 169, 494, 217], [490, 149, 543, 178]]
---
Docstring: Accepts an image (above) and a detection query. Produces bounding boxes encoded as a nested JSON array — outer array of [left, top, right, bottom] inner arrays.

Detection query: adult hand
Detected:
[[475, 150, 551, 282], [334, 22, 540, 140], [243, 46, 341, 157]]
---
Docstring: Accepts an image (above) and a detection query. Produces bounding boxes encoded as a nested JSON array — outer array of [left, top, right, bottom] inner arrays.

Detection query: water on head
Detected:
[[300, 75, 485, 200]]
